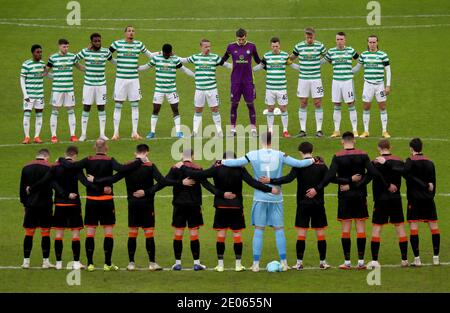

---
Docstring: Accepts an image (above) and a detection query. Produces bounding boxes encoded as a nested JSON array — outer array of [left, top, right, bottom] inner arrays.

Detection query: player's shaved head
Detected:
[[298, 142, 313, 154], [260, 132, 272, 146], [409, 138, 423, 153], [36, 149, 50, 159], [65, 146, 79, 157], [95, 139, 108, 153], [377, 139, 391, 150]]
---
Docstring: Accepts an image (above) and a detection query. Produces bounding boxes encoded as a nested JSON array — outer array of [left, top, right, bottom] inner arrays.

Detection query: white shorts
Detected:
[[194, 89, 219, 108], [297, 79, 324, 99], [23, 98, 44, 111], [83, 85, 107, 105], [153, 91, 179, 105], [332, 79, 355, 103], [51, 92, 75, 107], [362, 81, 387, 103], [114, 78, 141, 102], [265, 89, 288, 106]]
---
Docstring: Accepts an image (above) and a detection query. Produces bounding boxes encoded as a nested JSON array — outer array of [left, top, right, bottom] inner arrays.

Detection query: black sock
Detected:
[[234, 242, 243, 260], [41, 236, 50, 259], [317, 239, 327, 261], [173, 239, 182, 260], [72, 239, 80, 261], [216, 241, 225, 260], [399, 239, 408, 261], [24, 235, 33, 258], [357, 236, 366, 260], [296, 239, 306, 260], [146, 237, 155, 263], [85, 237, 95, 265], [127, 237, 137, 262], [104, 237, 114, 266], [432, 233, 440, 256], [190, 239, 200, 260], [410, 234, 420, 257], [55, 239, 63, 261], [371, 240, 380, 261], [341, 238, 351, 261]]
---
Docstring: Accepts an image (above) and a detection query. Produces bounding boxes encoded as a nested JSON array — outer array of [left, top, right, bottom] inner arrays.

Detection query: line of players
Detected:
[[19, 134, 439, 271], [20, 26, 391, 144]]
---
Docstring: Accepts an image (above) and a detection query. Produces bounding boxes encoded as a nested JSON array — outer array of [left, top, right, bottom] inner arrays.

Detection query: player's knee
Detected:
[[97, 105, 105, 112], [300, 98, 308, 107], [279, 105, 287, 112], [35, 109, 43, 113], [211, 106, 219, 113], [267, 105, 275, 112], [25, 228, 35, 237], [83, 105, 91, 112], [41, 228, 50, 237]]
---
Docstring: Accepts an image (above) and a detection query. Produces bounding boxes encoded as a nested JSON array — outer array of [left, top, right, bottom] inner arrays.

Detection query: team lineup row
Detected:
[[20, 26, 391, 144], [19, 132, 439, 272]]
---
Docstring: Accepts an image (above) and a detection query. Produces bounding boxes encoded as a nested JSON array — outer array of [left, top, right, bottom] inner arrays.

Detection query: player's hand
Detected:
[[374, 156, 386, 164], [24, 98, 30, 103], [69, 193, 78, 199], [174, 161, 184, 168], [182, 178, 195, 186], [388, 184, 398, 193], [25, 186, 30, 195], [133, 190, 145, 198], [271, 187, 280, 195], [428, 183, 434, 192], [259, 176, 270, 184], [351, 174, 362, 182], [340, 184, 350, 192], [224, 192, 236, 200], [313, 156, 323, 163], [214, 160, 222, 167], [305, 188, 317, 198], [86, 175, 95, 183], [103, 186, 112, 195], [385, 86, 391, 95]]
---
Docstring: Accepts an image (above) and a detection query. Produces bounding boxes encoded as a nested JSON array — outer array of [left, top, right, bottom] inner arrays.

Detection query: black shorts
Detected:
[[407, 199, 438, 222], [128, 200, 155, 229], [372, 199, 404, 225], [172, 205, 203, 229], [23, 206, 53, 229], [213, 208, 245, 231], [53, 204, 83, 229], [337, 196, 369, 221], [84, 199, 116, 227], [295, 203, 328, 229]]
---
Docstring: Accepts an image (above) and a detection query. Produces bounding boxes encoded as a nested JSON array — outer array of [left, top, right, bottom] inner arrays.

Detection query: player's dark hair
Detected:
[[162, 43, 173, 54], [236, 28, 247, 37], [223, 151, 237, 159], [90, 33, 101, 41], [31, 44, 42, 53], [270, 37, 280, 43], [200, 38, 210, 45], [377, 139, 390, 150], [124, 25, 134, 32], [342, 131, 354, 141], [260, 132, 272, 146], [336, 31, 346, 37], [36, 148, 50, 157], [136, 144, 149, 153], [58, 38, 69, 45], [65, 146, 79, 157], [409, 138, 423, 153], [298, 142, 313, 154]]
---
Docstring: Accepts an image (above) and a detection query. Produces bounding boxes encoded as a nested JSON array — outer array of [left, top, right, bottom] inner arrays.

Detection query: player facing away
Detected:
[[310, 131, 394, 269], [138, 43, 194, 139], [253, 37, 298, 137], [220, 28, 261, 137], [259, 142, 331, 270], [352, 35, 392, 138], [20, 149, 54, 269], [323, 32, 360, 138], [20, 44, 46, 144], [221, 132, 315, 272], [401, 138, 440, 266], [77, 33, 116, 141], [109, 26, 159, 140], [181, 39, 232, 138], [365, 139, 409, 269], [176, 152, 279, 272], [44, 39, 85, 143], [290, 27, 327, 138]]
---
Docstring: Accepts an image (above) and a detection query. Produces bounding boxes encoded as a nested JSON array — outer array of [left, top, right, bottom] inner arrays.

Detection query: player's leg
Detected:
[[311, 204, 329, 268], [368, 224, 382, 268], [112, 101, 123, 140], [394, 223, 409, 267], [294, 227, 307, 270], [22, 99, 32, 143], [112, 78, 125, 140], [409, 221, 421, 266], [34, 107, 44, 143], [296, 79, 309, 137], [96, 85, 108, 140], [331, 80, 342, 137], [22, 228, 35, 268], [40, 227, 53, 268], [189, 226, 205, 270], [193, 90, 205, 136], [243, 83, 257, 134], [103, 225, 117, 270], [375, 83, 389, 138], [339, 220, 352, 269], [209, 90, 222, 136], [277, 90, 289, 136], [129, 79, 142, 140], [429, 221, 440, 265], [50, 100, 61, 143], [127, 227, 138, 270], [265, 90, 276, 133], [85, 226, 96, 270], [344, 80, 358, 136], [271, 203, 288, 271], [70, 229, 82, 269], [361, 81, 374, 137], [232, 230, 244, 271], [80, 104, 91, 142], [54, 228, 64, 270], [144, 228, 160, 270], [147, 94, 162, 138], [215, 229, 226, 272], [315, 228, 330, 269], [355, 219, 367, 269], [251, 202, 266, 272], [65, 91, 77, 141], [229, 83, 241, 135], [312, 79, 324, 137], [169, 94, 183, 138], [172, 227, 184, 270]]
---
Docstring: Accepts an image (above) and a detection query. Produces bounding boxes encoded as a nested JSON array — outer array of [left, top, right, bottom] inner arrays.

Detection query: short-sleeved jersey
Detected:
[[110, 39, 148, 79], [262, 50, 290, 90], [47, 53, 78, 93], [76, 47, 112, 86], [325, 46, 358, 81], [292, 40, 327, 80], [20, 59, 45, 99], [147, 55, 182, 93], [358, 50, 390, 84], [187, 53, 222, 91]]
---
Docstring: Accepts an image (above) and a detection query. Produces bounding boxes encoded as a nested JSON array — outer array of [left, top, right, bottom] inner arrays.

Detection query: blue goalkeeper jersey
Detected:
[[222, 149, 314, 203]]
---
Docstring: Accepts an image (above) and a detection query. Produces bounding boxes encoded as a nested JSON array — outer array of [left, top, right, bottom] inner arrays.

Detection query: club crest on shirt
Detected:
[[246, 50, 250, 54]]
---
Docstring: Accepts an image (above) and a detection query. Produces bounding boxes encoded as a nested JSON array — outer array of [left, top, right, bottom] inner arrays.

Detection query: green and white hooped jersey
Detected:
[[358, 50, 389, 84], [47, 52, 78, 93], [293, 40, 327, 80], [148, 55, 182, 93], [20, 59, 45, 99], [325, 46, 358, 81], [187, 53, 221, 91], [110, 39, 148, 79], [76, 47, 112, 86], [262, 50, 290, 90]]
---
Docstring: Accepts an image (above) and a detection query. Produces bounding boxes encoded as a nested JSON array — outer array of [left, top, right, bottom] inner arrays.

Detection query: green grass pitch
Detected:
[[0, 0, 449, 292]]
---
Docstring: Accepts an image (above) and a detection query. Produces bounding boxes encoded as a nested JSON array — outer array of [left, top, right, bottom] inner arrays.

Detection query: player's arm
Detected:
[[358, 155, 387, 188], [151, 164, 185, 187], [252, 46, 261, 64], [58, 157, 87, 170], [181, 164, 217, 179], [218, 46, 231, 65], [241, 167, 272, 192], [289, 63, 300, 71], [20, 75, 29, 102], [144, 167, 183, 195], [352, 63, 362, 74], [92, 172, 127, 186], [384, 55, 391, 95], [315, 156, 339, 190], [200, 178, 225, 197], [28, 167, 56, 193], [269, 167, 297, 185], [111, 157, 143, 173], [50, 179, 69, 199], [74, 55, 85, 72], [282, 153, 314, 168], [253, 58, 266, 72], [221, 156, 249, 167], [19, 168, 28, 205], [177, 62, 195, 77]]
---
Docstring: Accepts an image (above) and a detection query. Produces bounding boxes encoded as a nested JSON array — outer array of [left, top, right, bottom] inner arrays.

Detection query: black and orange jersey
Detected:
[[20, 159, 53, 208], [402, 154, 436, 201], [371, 154, 404, 202]]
